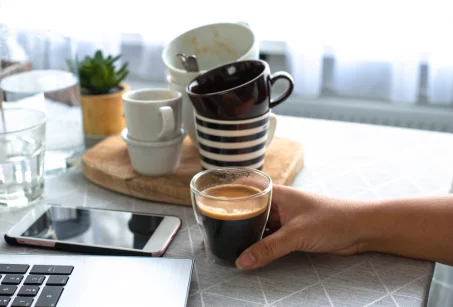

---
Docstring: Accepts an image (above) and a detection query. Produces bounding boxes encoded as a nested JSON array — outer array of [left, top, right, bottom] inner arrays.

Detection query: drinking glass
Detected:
[[0, 25, 84, 175], [0, 108, 46, 209], [1, 69, 84, 175], [190, 168, 272, 266]]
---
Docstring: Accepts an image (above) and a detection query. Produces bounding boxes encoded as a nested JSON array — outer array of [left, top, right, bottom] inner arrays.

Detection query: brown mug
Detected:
[[186, 60, 294, 120]]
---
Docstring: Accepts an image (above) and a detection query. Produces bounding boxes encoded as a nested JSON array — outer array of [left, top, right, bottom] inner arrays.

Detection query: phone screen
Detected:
[[21, 206, 164, 250]]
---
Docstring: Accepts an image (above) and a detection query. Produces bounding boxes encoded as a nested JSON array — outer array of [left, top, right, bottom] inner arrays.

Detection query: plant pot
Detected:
[[80, 83, 129, 147]]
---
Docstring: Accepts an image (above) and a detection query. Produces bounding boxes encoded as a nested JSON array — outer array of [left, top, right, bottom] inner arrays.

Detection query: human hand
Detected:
[[235, 184, 367, 270]]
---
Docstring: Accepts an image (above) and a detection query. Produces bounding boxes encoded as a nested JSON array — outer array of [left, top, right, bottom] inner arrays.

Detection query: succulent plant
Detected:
[[68, 50, 129, 95]]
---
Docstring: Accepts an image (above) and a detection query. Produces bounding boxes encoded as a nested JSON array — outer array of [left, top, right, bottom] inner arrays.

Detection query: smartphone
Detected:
[[4, 204, 181, 257]]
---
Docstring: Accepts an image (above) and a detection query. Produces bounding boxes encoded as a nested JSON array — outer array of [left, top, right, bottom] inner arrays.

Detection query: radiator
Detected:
[[274, 96, 453, 133], [128, 78, 453, 133]]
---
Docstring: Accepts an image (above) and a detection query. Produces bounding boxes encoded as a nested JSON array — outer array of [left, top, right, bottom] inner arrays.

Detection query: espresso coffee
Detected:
[[196, 184, 270, 263]]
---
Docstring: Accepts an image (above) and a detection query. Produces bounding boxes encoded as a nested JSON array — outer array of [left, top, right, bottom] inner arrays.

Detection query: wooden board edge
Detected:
[[81, 136, 305, 207], [282, 143, 305, 186], [126, 179, 193, 207], [82, 161, 131, 196], [83, 152, 194, 207]]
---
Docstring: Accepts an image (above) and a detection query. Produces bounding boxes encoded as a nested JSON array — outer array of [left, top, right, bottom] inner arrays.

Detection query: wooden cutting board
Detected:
[[82, 135, 304, 206]]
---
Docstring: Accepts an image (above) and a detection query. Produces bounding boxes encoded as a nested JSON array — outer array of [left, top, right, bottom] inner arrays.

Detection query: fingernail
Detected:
[[236, 251, 256, 269]]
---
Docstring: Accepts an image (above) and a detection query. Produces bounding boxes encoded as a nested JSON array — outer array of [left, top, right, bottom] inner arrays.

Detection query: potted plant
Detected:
[[68, 50, 129, 146]]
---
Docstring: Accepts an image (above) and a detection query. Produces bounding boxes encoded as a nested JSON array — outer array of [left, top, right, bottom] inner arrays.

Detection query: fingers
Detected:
[[269, 184, 303, 226], [271, 184, 300, 207], [235, 225, 295, 270]]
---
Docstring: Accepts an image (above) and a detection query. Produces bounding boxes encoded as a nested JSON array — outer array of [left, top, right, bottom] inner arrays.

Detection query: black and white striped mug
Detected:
[[195, 111, 277, 170]]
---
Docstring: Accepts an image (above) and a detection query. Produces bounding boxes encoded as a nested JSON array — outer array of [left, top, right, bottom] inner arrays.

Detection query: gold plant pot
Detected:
[[80, 83, 129, 137]]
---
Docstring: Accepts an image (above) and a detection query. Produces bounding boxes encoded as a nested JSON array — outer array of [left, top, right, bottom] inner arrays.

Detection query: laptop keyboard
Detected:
[[0, 264, 73, 307]]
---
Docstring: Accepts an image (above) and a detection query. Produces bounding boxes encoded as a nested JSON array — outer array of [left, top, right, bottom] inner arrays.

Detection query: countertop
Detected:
[[2, 115, 453, 307]]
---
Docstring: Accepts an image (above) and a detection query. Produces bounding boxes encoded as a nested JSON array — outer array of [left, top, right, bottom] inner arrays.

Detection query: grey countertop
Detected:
[[2, 115, 453, 307]]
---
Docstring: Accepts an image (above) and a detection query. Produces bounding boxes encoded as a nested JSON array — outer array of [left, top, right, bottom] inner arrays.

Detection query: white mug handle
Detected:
[[237, 21, 251, 28], [159, 106, 175, 139], [266, 113, 277, 148]]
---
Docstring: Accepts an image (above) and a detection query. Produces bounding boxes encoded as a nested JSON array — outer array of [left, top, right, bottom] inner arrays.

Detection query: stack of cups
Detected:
[[162, 22, 260, 148], [121, 89, 185, 176], [187, 59, 294, 170]]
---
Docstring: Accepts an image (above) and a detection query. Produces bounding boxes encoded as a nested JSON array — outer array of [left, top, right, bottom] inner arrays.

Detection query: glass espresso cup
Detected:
[[190, 168, 272, 266]]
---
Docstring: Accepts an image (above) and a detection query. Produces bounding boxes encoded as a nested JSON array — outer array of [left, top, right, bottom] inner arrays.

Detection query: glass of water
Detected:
[[0, 108, 46, 208], [1, 70, 84, 175]]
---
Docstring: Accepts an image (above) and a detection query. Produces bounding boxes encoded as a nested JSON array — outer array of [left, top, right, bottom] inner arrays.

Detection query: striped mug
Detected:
[[195, 111, 277, 170]]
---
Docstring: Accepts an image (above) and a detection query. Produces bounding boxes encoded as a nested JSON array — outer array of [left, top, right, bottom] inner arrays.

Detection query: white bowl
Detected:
[[162, 22, 259, 85], [122, 128, 186, 176], [166, 76, 199, 148]]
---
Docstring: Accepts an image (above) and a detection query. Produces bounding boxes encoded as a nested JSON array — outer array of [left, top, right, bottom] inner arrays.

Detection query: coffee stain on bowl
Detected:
[[187, 25, 241, 70], [214, 42, 235, 56], [210, 25, 220, 38], [191, 36, 200, 54], [191, 36, 236, 56]]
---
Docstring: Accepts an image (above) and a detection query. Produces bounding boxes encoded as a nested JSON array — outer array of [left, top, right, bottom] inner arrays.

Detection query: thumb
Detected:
[[235, 225, 295, 270]]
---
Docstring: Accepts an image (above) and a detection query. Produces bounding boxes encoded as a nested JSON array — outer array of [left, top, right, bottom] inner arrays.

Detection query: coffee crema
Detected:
[[196, 184, 270, 262], [197, 184, 266, 220]]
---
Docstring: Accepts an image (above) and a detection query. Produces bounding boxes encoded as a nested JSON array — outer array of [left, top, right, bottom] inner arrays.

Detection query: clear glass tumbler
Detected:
[[190, 168, 272, 266], [1, 69, 84, 175], [0, 24, 85, 175], [0, 108, 46, 208]]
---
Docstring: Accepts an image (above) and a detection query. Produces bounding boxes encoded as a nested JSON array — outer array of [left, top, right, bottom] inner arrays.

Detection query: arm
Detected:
[[236, 185, 453, 270], [359, 195, 453, 265]]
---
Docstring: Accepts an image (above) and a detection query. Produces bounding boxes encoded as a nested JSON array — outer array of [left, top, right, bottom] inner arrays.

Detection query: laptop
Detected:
[[0, 254, 193, 307]]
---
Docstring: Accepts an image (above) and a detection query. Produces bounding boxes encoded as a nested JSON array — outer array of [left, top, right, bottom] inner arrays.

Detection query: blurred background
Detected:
[[1, 0, 453, 133]]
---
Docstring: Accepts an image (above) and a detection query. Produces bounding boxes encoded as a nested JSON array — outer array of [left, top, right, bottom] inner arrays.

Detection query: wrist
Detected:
[[354, 199, 388, 253], [349, 195, 453, 264]]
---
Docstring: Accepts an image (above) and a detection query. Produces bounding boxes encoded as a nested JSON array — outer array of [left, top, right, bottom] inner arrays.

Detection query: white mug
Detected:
[[167, 77, 199, 148], [121, 128, 186, 176], [122, 89, 182, 142], [162, 22, 259, 147]]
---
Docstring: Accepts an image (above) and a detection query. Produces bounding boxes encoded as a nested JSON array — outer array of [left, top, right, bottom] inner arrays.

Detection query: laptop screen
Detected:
[[21, 207, 164, 250]]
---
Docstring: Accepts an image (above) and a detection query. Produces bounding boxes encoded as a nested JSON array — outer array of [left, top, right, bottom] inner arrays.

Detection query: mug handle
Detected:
[[269, 72, 294, 109], [237, 21, 251, 28], [265, 113, 277, 148], [159, 106, 176, 138]]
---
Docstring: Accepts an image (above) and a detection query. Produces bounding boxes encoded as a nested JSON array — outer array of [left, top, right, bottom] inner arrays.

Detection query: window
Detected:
[[2, 0, 453, 131]]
